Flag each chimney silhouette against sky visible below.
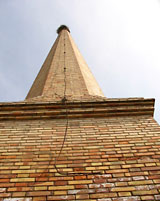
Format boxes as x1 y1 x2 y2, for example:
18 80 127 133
0 25 159 200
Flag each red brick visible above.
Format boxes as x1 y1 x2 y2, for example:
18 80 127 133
75 184 88 189
0 179 9 183
54 181 67 186
0 183 14 187
75 175 86 180
15 183 28 187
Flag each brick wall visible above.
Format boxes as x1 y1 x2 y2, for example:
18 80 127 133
0 115 160 200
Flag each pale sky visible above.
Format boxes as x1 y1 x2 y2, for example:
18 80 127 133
0 0 160 123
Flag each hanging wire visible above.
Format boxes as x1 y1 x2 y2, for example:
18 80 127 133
34 32 64 182
33 30 102 194
53 31 102 176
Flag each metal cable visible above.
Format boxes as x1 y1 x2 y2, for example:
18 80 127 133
34 31 101 196
53 31 102 176
35 34 64 182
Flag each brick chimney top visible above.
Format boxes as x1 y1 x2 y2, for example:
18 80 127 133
26 26 105 102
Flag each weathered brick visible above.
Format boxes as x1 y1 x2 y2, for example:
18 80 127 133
111 187 136 192
89 183 114 188
141 195 155 200
135 185 149 191
153 179 160 184
0 188 6 193
48 195 75 200
68 189 94 194
0 193 11 198
90 193 117 198
155 195 160 200
96 188 109 193
3 198 32 201
133 189 158 195
128 180 153 186
50 176 73 181
132 176 145 181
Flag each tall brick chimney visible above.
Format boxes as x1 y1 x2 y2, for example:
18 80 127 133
0 26 160 200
